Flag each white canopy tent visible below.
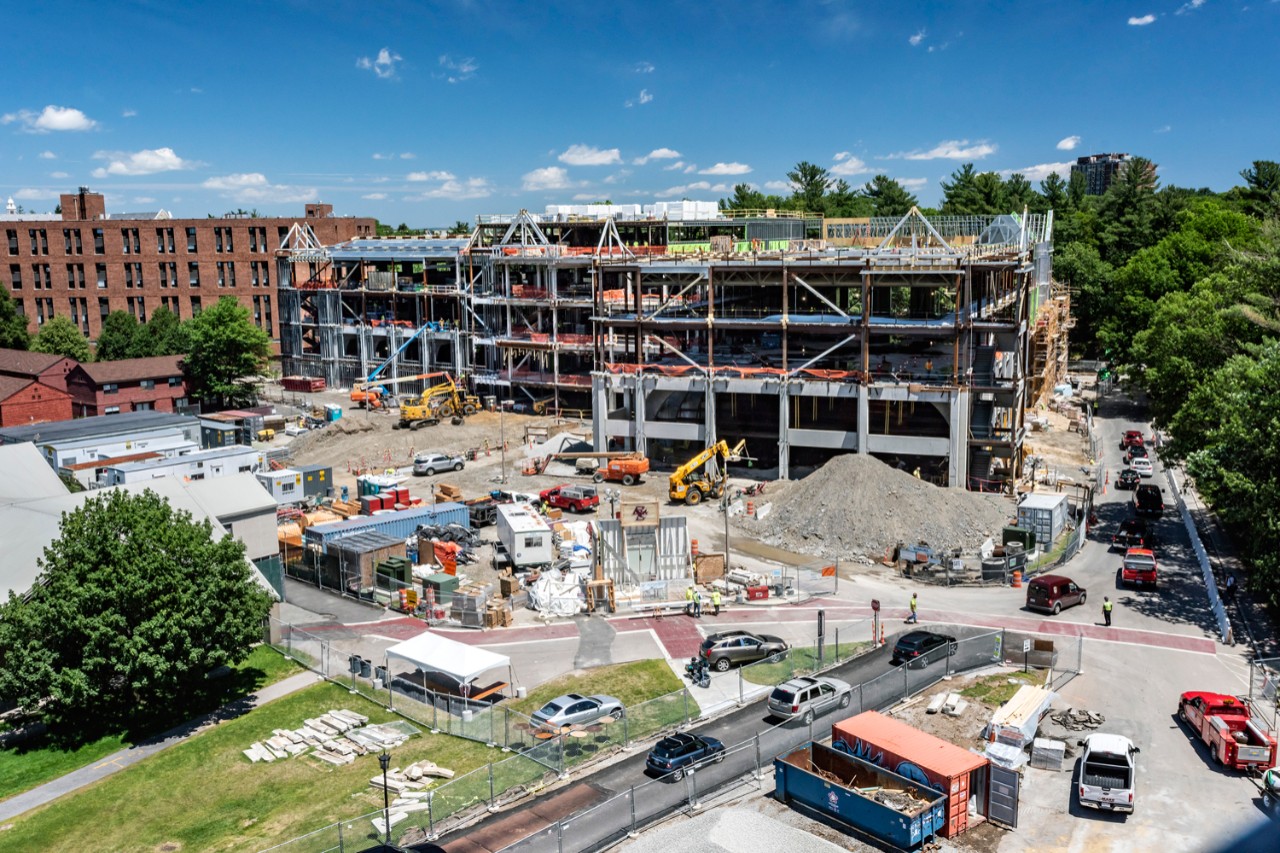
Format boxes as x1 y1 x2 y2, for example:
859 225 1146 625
384 630 513 700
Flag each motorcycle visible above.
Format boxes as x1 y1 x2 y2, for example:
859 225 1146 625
684 656 711 689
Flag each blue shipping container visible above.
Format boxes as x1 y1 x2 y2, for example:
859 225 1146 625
775 741 946 850
305 502 469 549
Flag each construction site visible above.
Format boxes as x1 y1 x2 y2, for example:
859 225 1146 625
275 205 1069 493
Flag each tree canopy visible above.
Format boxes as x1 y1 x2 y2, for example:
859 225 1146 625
31 315 91 362
0 489 273 738
94 311 140 361
0 287 31 350
182 296 270 407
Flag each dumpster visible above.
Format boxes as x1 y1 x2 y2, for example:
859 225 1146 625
775 741 945 850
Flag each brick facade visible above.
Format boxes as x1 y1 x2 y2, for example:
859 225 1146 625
65 355 190 417
0 375 73 427
2 189 376 344
0 348 76 392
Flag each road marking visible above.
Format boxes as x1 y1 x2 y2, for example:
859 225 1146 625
472 636 579 649
92 757 124 770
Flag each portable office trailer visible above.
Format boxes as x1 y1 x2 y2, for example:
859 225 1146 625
832 712 989 838
256 468 304 503
297 464 332 499
102 445 263 486
1016 493 1069 551
775 741 946 850
496 503 554 569
200 419 239 449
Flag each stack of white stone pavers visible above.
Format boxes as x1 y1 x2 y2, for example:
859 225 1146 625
241 708 417 766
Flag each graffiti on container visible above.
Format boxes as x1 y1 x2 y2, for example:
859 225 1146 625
834 736 945 796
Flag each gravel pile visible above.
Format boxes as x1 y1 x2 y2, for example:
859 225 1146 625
745 453 1013 561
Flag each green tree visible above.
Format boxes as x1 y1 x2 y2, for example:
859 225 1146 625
1236 160 1280 221
130 306 187 358
181 296 270 407
447 220 473 237
824 179 874 218
1038 173 1068 214
0 287 31 350
861 175 917 217
786 161 831 214
1004 174 1037 212
1097 155 1160 266
0 489 273 738
93 310 140 361
31 315 91 362
940 164 981 214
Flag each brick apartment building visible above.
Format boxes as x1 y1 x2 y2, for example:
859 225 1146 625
2 188 376 344
0 374 72 427
65 354 190 417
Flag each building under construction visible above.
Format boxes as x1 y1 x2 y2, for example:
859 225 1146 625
277 204 1061 491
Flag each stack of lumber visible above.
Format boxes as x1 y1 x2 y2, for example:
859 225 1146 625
434 482 463 503
328 499 363 518
485 597 514 628
988 684 1056 748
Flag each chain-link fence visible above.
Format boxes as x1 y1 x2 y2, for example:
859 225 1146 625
735 619 871 703
1248 657 1280 731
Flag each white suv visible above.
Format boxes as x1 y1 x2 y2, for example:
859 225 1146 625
413 452 465 476
1130 456 1153 478
767 675 853 724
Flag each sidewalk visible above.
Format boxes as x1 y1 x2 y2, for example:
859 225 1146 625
0 670 321 823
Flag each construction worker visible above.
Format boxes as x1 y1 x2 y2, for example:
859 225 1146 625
710 588 722 616
1103 596 1113 627
906 593 919 624
685 585 695 616
693 586 703 618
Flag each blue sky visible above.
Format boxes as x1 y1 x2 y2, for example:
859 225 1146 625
3 0 1277 226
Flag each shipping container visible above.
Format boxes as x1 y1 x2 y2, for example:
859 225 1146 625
255 468 305 503
305 502 469 548
775 741 945 850
1016 493 1069 552
832 712 989 838
297 464 332 499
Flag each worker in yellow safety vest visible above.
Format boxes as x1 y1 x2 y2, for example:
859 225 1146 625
711 588 722 616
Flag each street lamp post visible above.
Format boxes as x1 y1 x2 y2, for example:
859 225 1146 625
379 751 392 843
721 487 731 573
603 487 619 520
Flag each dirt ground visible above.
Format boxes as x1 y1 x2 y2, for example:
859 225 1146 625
1022 391 1095 490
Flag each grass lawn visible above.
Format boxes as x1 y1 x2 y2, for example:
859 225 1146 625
741 643 869 687
0 644 302 804
0 680 497 852
960 669 1046 706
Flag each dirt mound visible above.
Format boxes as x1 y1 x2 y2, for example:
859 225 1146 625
745 453 1013 561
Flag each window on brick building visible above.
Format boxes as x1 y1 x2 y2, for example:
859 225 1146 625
9 264 20 289
140 379 155 390
93 228 104 254
186 227 197 252
227 261 236 287
96 263 107 288
122 228 139 255
99 297 109 318
64 229 75 254
103 383 118 395
137 296 145 322
263 294 272 331
125 264 135 289
189 262 200 287
168 376 182 386
5 230 16 255
190 296 201 314
133 401 154 411
214 228 223 253
104 406 120 415
216 261 225 287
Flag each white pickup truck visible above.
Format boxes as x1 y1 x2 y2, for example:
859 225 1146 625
1077 733 1139 813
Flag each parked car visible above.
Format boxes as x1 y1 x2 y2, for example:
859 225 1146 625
645 732 725 780
413 452 465 476
1116 469 1142 490
1120 430 1146 450
529 693 624 729
1026 574 1087 615
1125 444 1150 463
891 630 958 668
700 630 789 672
539 484 600 513
1129 456 1154 478
1112 517 1153 551
1121 547 1158 588
1078 733 1139 813
767 675 853 723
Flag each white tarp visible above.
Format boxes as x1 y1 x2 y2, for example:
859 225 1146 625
527 568 587 617
384 630 510 684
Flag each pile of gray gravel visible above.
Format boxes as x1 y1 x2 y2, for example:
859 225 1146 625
744 452 1013 562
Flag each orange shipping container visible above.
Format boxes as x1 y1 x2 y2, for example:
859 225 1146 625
831 712 989 838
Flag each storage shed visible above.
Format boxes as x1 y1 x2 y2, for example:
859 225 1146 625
1016 493 1069 551
326 531 407 591
832 712 989 838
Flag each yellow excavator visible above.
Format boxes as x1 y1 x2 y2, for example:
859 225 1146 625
398 373 481 429
669 439 748 505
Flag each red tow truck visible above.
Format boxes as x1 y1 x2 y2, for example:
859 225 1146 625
1178 691 1278 772
539 484 600 513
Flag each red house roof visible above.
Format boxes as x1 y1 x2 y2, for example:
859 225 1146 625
0 348 72 379
69 355 185 385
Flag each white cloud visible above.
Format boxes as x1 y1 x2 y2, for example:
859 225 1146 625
362 193 388 200
38 151 55 159
654 180 729 198
1128 14 1156 25
831 155 870 176
202 172 318 203
1004 162 1073 181
373 153 390 160
91 147 198 177
49 171 69 178
558 144 622 166
887 139 997 161
683 164 698 174
624 88 654 108
699 162 751 175
833 151 850 161
357 48 402 79
571 193 599 201
13 188 57 201
1056 135 1082 151
133 196 156 204
1175 0 1205 14
1154 124 1172 133
400 152 415 160
438 55 477 83
898 178 929 190
909 29 926 46
663 160 686 171
635 61 655 73
2 105 98 133
633 148 681 166
122 108 137 118
523 167 574 191
408 170 456 182
763 180 794 192
602 170 632 185
413 177 491 200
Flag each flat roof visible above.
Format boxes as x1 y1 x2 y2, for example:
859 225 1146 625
0 443 69 504
833 712 987 778
61 450 164 471
0 411 197 444
1019 493 1069 510
108 445 259 473
327 238 467 260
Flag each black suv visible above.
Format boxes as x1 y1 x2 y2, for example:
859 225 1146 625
1133 484 1164 518
645 733 725 780
891 630 958 668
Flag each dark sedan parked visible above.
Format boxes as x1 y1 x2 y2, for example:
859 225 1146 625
700 630 789 672
891 630 958 668
645 732 725 780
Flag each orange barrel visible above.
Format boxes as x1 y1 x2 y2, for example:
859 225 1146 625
746 501 755 516
691 538 700 556
1012 570 1023 588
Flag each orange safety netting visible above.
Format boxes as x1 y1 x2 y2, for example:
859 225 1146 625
604 363 865 382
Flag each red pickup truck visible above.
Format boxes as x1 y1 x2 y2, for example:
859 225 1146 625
539 484 600 513
1120 548 1157 588
1178 691 1277 771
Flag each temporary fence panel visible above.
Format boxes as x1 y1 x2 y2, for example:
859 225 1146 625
1166 467 1231 643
